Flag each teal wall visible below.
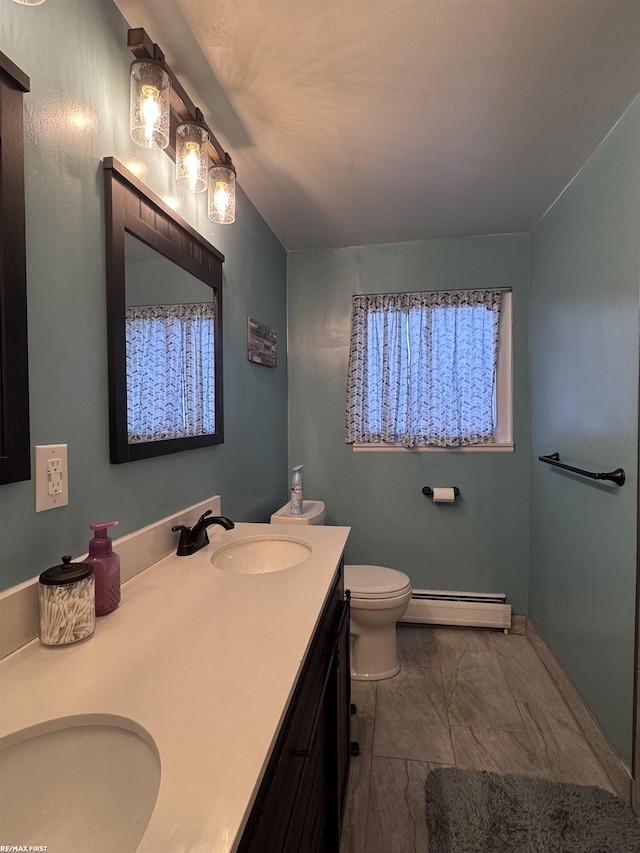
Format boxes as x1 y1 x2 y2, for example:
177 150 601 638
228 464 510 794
530 96 640 764
0 0 288 590
2 0 638 774
287 235 531 612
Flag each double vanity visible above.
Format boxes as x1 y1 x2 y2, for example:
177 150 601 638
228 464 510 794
0 519 351 852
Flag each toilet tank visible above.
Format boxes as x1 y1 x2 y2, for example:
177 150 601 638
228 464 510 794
270 500 326 525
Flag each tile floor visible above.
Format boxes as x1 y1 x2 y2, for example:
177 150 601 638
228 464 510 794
339 623 618 853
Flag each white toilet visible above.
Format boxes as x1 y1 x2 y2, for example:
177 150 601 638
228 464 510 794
271 500 412 681
344 564 412 681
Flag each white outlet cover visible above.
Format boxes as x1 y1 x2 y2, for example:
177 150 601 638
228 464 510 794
35 444 68 512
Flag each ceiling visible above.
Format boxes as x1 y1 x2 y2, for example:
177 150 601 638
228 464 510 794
113 0 640 252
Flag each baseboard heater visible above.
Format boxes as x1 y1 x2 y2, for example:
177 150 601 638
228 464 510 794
399 590 511 630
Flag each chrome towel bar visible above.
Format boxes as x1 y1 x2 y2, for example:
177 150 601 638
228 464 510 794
538 452 625 487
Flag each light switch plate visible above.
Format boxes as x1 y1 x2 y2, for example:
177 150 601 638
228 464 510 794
35 444 68 512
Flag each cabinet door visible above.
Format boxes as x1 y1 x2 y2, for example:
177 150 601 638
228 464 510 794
237 638 328 852
237 565 345 853
284 650 335 853
300 709 331 853
334 595 351 829
294 594 351 853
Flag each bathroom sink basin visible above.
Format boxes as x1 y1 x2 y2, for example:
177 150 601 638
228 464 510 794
0 715 160 853
212 534 312 574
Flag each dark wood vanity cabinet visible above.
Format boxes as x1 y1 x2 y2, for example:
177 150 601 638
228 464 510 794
238 561 351 853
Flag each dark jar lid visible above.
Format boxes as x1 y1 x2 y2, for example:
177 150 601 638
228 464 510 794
39 555 93 586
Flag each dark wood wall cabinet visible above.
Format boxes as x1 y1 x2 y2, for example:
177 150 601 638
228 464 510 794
238 562 351 853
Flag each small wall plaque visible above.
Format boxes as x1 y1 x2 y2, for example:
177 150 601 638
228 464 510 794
247 317 277 367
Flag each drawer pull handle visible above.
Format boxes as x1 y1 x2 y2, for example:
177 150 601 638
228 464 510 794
293 748 310 758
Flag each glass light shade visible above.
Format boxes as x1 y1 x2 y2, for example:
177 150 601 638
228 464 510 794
176 123 209 193
208 163 236 224
129 60 171 150
12 0 47 4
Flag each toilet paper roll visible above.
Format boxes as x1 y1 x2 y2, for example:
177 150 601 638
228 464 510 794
432 487 456 503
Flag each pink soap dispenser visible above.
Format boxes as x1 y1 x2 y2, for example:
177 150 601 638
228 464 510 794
86 521 120 616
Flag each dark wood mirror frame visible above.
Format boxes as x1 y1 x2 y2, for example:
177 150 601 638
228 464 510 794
0 52 31 485
103 157 224 464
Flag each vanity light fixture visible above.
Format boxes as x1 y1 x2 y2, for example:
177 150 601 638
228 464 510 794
176 118 209 193
127 27 237 223
208 155 236 224
129 58 171 150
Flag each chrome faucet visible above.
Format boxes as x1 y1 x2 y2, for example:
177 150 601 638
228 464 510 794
172 510 235 556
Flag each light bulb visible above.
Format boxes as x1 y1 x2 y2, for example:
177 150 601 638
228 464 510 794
176 123 209 193
184 145 200 191
213 182 231 213
208 163 236 224
141 86 160 145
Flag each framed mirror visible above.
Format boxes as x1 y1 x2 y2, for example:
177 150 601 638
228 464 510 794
103 157 224 464
0 52 31 485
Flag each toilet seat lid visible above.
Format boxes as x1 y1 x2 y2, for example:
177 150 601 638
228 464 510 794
344 565 412 599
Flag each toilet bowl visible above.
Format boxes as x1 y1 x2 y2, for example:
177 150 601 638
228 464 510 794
344 565 412 681
270 502 410 680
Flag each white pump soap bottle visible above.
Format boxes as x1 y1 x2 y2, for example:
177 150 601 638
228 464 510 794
290 465 303 515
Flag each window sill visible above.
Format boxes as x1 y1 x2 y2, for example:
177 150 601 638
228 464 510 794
352 443 514 453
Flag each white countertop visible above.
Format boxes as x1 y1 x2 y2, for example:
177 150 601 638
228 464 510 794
0 522 350 853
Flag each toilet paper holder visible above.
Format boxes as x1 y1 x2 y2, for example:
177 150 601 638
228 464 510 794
422 486 460 500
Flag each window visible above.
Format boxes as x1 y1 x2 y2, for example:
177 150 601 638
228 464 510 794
345 289 512 450
125 302 216 443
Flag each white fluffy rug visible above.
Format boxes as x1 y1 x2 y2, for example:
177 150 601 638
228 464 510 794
425 768 640 852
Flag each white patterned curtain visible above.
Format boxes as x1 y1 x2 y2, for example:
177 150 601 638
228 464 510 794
126 302 215 443
345 290 503 448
